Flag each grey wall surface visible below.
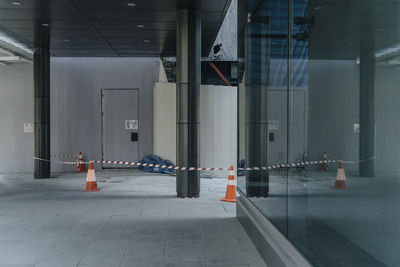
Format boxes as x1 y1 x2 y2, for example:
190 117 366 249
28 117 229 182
308 60 400 174
375 66 400 174
2 58 399 175
0 63 33 173
50 57 159 172
308 60 360 172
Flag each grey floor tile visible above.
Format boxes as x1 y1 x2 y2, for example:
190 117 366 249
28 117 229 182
164 237 205 265
0 239 56 263
34 259 79 267
120 258 165 267
79 240 127 265
124 238 165 260
41 238 91 261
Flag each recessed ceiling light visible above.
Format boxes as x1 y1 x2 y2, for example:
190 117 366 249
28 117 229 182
143 40 149 43
41 23 49 27
313 6 322 10
11 1 21 6
128 3 136 7
137 24 144 28
63 39 70 42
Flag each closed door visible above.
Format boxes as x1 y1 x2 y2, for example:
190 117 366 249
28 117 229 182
102 89 139 168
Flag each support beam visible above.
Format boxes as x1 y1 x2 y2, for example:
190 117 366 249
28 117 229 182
244 17 269 197
176 9 201 198
33 47 50 179
359 3 375 177
208 61 232 86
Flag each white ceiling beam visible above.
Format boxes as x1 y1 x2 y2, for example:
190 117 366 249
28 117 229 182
0 56 21 61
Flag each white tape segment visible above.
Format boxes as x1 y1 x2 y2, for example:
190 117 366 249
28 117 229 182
32 156 375 171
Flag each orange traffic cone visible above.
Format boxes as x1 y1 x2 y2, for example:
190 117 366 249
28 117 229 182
77 152 86 173
321 152 328 171
83 161 99 192
221 165 236 203
334 162 347 190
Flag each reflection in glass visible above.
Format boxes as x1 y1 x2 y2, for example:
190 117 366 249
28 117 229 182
238 0 400 266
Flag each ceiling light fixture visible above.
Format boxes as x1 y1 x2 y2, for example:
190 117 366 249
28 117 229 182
137 24 144 28
42 23 49 27
11 1 21 6
128 3 136 7
143 40 149 43
63 39 70 42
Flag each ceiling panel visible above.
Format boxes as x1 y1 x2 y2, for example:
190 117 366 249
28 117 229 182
0 0 231 57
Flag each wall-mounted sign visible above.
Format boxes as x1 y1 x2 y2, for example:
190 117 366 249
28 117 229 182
268 120 279 131
24 123 33 133
125 120 138 130
353 123 360 134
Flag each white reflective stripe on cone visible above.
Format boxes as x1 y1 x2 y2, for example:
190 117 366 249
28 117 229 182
229 170 234 176
87 170 94 182
228 180 236 186
337 169 345 181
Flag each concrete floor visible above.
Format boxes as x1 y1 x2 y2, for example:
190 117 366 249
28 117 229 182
0 170 267 267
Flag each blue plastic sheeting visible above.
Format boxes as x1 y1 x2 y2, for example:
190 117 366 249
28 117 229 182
138 154 176 174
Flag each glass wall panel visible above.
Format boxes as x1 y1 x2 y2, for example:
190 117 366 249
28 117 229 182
237 0 289 235
288 0 400 266
238 0 400 266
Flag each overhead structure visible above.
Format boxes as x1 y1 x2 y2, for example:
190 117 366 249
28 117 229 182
0 0 231 57
0 40 33 65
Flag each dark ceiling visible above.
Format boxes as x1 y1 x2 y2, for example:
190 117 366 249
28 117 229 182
0 0 231 57
309 0 400 60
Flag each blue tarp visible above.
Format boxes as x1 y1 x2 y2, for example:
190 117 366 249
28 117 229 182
138 154 176 174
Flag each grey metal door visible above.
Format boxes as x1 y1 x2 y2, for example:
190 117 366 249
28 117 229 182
102 89 139 168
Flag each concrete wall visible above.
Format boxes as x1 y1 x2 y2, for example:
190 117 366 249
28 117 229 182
51 57 159 171
0 63 33 173
153 82 237 177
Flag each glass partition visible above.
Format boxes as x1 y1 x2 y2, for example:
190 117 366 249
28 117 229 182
237 0 289 235
238 0 400 266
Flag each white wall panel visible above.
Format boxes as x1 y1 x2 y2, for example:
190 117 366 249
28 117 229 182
153 83 237 177
0 63 33 173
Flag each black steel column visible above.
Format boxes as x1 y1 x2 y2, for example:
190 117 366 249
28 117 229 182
176 9 201 197
359 2 375 177
245 16 269 197
33 47 50 179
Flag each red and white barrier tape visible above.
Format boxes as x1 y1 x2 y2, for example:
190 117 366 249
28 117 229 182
93 160 226 171
50 153 80 158
33 157 85 164
33 157 373 171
